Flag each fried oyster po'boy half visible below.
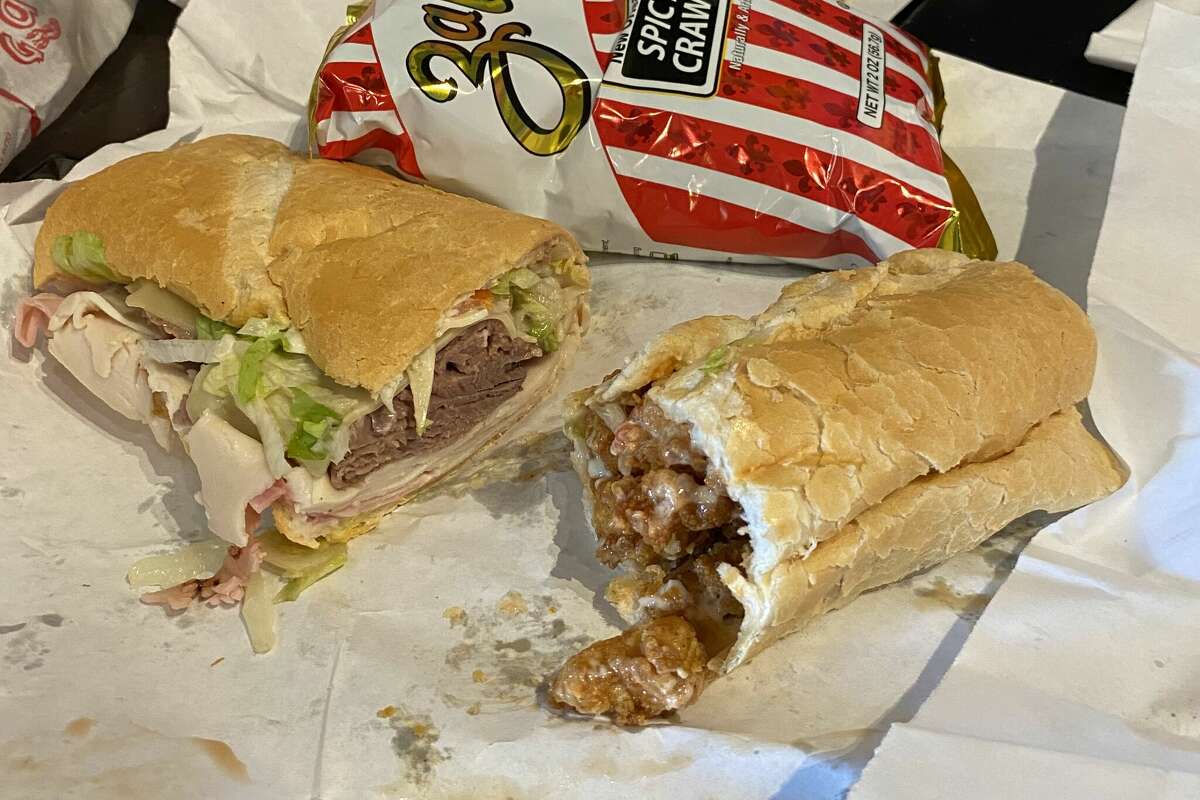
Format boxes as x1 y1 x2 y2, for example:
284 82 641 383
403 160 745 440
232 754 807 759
549 249 1125 724
17 134 589 552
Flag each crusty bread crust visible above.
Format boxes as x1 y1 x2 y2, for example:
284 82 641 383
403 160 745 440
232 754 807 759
719 406 1125 670
273 500 391 546
35 135 294 324
650 251 1097 575
33 135 587 392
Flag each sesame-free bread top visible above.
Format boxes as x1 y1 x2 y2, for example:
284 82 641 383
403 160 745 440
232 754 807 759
34 135 294 323
583 250 1097 576
33 134 587 393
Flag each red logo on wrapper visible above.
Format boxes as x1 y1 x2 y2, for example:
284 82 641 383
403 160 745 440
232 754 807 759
0 1 59 66
310 0 994 267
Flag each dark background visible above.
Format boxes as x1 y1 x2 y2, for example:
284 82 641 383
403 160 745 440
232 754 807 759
0 0 1138 183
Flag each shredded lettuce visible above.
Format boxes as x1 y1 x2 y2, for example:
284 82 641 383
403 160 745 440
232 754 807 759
242 397 293 476
236 318 282 339
275 550 346 602
525 317 559 353
193 327 373 476
259 351 324 393
257 529 348 603
235 318 306 354
490 267 540 298
700 345 731 375
285 388 340 461
279 328 307 354
237 337 278 403
196 314 237 340
510 282 562 353
141 335 236 364
277 546 346 601
51 231 125 284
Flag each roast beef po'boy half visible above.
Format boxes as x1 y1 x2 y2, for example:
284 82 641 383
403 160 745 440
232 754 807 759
17 134 589 551
549 249 1124 724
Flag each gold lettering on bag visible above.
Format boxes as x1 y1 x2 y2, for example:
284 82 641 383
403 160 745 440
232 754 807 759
407 3 591 156
421 4 486 42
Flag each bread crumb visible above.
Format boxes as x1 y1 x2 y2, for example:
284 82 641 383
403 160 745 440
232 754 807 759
377 705 397 719
497 591 527 617
466 703 481 716
472 670 489 684
442 607 468 627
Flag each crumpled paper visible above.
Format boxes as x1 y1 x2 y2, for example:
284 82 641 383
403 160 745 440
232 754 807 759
0 1 1151 798
853 4 1200 797
0 0 136 172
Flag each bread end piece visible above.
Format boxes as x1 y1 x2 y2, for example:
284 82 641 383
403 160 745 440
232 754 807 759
33 135 295 325
721 406 1127 670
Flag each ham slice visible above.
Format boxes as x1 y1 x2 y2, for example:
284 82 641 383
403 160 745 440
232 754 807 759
249 480 289 514
141 540 266 612
14 293 63 347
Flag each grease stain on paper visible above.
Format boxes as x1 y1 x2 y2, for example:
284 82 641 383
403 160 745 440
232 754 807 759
386 708 450 785
441 593 592 714
497 591 528 617
190 738 250 783
2 721 252 793
913 577 990 622
64 718 95 737
442 606 468 628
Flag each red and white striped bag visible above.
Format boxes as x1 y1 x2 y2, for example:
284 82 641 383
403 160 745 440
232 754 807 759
310 0 993 267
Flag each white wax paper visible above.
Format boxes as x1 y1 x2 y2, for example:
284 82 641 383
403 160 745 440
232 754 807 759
0 0 135 172
853 4 1200 797
1085 0 1200 72
0 1 1159 797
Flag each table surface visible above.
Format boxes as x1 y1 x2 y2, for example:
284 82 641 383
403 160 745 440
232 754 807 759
0 0 1137 183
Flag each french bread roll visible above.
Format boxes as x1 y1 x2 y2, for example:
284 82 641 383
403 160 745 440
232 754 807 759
34 134 586 392
551 249 1125 723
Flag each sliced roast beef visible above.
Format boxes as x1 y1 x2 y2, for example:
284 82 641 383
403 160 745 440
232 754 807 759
329 320 542 487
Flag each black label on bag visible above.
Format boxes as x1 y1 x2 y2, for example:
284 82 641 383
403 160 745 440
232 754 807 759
607 0 731 97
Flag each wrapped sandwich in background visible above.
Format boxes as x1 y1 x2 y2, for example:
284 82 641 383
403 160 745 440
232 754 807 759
549 249 1125 723
311 0 995 267
15 134 589 644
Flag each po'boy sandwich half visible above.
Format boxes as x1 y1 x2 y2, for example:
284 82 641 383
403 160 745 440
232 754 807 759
17 134 589 557
549 249 1124 724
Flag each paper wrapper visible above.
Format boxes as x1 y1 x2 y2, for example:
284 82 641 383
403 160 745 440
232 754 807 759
0 1 1179 797
1084 0 1200 72
0 0 136 172
853 4 1200 797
